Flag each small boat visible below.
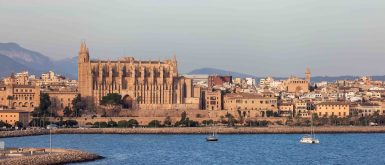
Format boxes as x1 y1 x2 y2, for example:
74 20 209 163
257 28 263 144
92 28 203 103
300 113 319 144
300 135 319 144
206 133 218 141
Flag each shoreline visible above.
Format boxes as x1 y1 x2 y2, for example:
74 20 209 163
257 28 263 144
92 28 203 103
2 126 385 138
0 148 103 165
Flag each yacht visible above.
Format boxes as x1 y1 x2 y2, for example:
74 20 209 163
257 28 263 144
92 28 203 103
206 132 218 141
300 113 319 144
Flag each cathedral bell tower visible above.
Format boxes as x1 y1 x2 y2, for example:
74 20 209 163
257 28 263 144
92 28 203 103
305 67 311 82
78 41 89 63
78 41 92 98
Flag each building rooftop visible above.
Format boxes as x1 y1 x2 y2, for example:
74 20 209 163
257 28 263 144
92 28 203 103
0 110 30 113
225 93 266 99
317 102 350 106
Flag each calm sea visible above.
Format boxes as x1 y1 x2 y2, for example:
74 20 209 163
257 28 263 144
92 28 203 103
2 133 385 164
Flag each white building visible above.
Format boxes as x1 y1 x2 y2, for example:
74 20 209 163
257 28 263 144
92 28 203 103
245 77 256 86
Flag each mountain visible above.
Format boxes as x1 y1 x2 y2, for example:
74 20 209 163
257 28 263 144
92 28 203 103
53 56 78 79
188 67 256 78
0 54 33 78
187 67 385 82
0 42 53 75
0 42 78 79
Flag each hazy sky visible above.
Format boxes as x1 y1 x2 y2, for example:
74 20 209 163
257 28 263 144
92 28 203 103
1 0 385 77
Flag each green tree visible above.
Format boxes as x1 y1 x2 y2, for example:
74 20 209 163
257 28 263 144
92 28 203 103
175 111 188 127
202 119 214 126
15 121 23 128
100 93 122 106
29 118 50 127
186 119 199 127
32 93 52 117
225 113 235 127
180 112 187 123
237 109 244 124
266 110 274 117
164 116 172 127
72 94 86 117
128 119 139 127
95 121 108 128
63 106 72 117
117 120 129 128
0 121 12 128
65 120 78 127
107 120 118 127
148 120 162 127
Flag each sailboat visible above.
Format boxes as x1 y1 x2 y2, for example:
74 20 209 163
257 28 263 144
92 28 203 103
206 131 218 141
300 113 319 144
206 126 218 141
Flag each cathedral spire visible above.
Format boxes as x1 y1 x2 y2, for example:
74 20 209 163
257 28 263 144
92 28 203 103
173 53 177 62
79 41 88 54
78 41 89 63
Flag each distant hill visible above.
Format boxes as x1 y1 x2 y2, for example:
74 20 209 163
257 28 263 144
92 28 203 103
2 42 385 82
188 67 256 78
311 75 385 82
0 42 78 79
188 67 385 82
0 54 33 78
0 42 53 74
53 56 78 79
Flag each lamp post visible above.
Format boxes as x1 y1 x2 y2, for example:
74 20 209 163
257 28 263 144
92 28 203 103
49 128 52 154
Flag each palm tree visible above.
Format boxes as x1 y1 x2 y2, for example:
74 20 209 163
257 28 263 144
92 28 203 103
6 96 13 109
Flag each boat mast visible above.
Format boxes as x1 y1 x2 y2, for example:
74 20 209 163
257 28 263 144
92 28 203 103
311 112 315 138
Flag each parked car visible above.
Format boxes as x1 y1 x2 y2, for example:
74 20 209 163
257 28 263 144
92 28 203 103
46 124 58 129
369 122 378 126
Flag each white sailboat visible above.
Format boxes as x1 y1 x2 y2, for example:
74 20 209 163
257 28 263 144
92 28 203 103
206 126 218 141
206 132 218 141
300 113 319 144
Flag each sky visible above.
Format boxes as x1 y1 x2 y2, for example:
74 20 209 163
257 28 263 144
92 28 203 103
0 0 385 77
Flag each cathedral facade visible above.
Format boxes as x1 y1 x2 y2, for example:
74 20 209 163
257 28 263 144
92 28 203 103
78 42 199 110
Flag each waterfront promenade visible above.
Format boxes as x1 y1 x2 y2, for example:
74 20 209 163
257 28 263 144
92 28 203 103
2 126 385 138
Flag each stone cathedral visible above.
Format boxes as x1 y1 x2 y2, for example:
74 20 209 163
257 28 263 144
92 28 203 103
78 42 199 110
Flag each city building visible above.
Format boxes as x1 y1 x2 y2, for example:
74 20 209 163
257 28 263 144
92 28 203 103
77 42 198 110
223 93 277 117
0 84 40 111
295 102 310 118
208 75 232 88
283 76 309 93
204 90 222 110
350 103 381 117
245 77 256 86
0 110 30 127
316 102 350 118
278 103 294 117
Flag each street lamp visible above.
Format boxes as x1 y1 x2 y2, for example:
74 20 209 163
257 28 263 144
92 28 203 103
45 125 53 154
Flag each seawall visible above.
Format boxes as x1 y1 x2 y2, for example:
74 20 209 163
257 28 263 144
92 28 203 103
2 126 385 138
0 148 103 165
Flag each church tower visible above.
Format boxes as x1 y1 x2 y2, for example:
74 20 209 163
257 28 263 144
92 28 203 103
305 67 311 82
78 41 92 98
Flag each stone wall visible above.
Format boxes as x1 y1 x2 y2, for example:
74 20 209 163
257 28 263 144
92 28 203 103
0 148 102 165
